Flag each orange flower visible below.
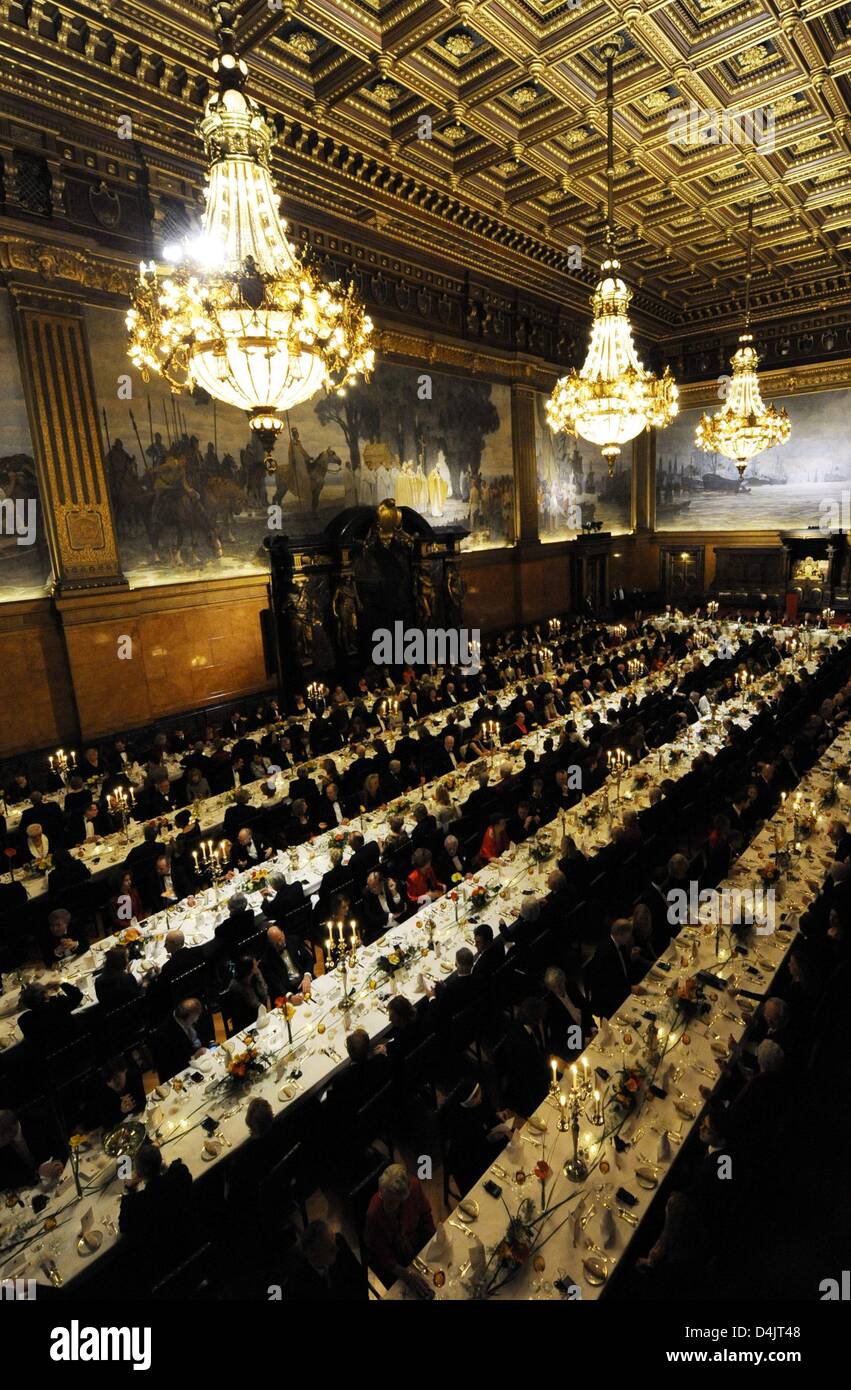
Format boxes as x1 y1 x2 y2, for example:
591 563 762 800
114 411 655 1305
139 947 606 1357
625 1077 639 1092
534 1160 551 1182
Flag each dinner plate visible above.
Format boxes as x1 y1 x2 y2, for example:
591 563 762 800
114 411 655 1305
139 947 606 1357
277 1084 297 1101
77 1230 104 1256
635 1166 658 1190
457 1199 479 1223
526 1115 548 1135
674 1099 697 1120
582 1256 608 1285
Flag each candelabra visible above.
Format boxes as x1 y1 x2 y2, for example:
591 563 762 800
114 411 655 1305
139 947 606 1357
378 697 399 728
325 918 360 1011
194 839 228 892
707 601 719 619
108 786 135 843
481 719 500 746
307 682 328 712
607 747 631 801
562 1063 595 1182
548 619 562 638
49 748 76 781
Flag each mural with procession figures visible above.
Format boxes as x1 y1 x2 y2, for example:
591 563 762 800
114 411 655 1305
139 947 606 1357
0 290 52 601
87 306 515 588
533 391 632 540
656 387 851 531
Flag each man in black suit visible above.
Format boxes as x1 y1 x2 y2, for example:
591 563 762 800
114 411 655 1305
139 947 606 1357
316 848 351 910
359 871 406 942
124 823 167 881
63 776 94 818
259 872 305 923
346 832 380 885
426 946 475 1024
379 759 405 802
229 825 272 872
260 925 314 1000
155 929 205 994
635 867 673 956
143 852 181 914
19 790 65 844
502 997 550 1118
223 789 257 841
470 922 505 989
151 999 214 1082
66 800 111 848
0 1105 66 1191
588 918 643 1019
463 772 493 820
429 733 462 778
214 894 268 958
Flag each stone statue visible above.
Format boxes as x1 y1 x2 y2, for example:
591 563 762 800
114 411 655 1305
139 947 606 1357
416 567 437 627
288 577 314 664
332 573 362 657
444 561 466 624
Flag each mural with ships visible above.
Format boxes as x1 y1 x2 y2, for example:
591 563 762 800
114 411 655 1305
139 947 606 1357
656 387 851 531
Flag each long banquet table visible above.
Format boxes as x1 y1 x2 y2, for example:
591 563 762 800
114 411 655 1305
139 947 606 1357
0 625 844 1290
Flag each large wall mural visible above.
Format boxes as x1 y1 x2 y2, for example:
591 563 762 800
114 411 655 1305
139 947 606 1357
656 387 851 531
87 306 514 588
0 290 52 601
533 392 632 540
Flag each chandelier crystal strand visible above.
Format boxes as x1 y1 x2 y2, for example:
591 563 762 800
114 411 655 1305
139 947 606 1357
126 5 374 472
695 203 790 478
546 39 678 477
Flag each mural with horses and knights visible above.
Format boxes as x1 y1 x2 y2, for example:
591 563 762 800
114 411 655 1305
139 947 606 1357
87 306 516 588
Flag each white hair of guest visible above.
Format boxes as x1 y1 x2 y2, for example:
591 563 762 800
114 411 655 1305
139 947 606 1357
829 860 849 884
520 899 541 922
268 872 286 891
544 965 566 994
378 1163 410 1198
762 997 788 1029
444 834 459 853
757 1039 784 1073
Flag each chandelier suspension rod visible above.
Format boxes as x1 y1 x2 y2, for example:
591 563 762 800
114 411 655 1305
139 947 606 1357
744 201 754 331
605 46 615 242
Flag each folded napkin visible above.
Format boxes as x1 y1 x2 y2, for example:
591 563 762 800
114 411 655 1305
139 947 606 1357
504 1134 525 1168
597 1019 613 1048
468 1234 487 1276
599 1207 617 1249
256 1004 269 1030
425 1226 450 1263
657 1131 671 1163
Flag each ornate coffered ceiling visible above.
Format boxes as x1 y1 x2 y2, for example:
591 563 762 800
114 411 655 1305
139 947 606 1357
0 0 849 350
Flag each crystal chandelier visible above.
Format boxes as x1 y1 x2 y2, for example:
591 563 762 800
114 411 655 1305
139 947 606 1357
126 5 374 472
695 204 790 478
546 39 678 476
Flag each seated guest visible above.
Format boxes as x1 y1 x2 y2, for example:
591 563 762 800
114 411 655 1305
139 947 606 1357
331 1027 391 1133
223 788 256 841
316 846 350 906
144 851 180 914
225 1097 279 1252
425 945 475 1022
346 832 380 885
124 822 166 880
479 812 511 863
142 774 180 821
119 1143 197 1278
221 956 269 1033
39 907 88 967
85 1055 145 1131
95 946 143 1011
385 994 423 1068
108 869 145 930
410 803 438 852
22 823 51 865
285 1220 368 1302
543 964 593 1059
170 826 200 898
151 998 213 1082
360 870 406 941
260 925 313 1002
365 1162 436 1294
229 824 272 871
557 836 590 895
19 789 64 842
18 979 83 1050
470 922 505 986
214 893 267 958
588 918 643 1019
443 1082 513 1196
284 798 313 845
67 802 109 847
406 847 445 905
259 871 305 922
434 833 467 886
47 848 92 897
502 996 550 1118
4 769 33 805
317 781 348 829
0 1106 66 1191
63 775 93 817
155 929 204 993
183 764 212 803
630 902 658 972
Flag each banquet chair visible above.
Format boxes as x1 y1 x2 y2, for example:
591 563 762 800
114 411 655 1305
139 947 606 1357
257 1139 310 1244
355 1079 396 1160
283 902 314 940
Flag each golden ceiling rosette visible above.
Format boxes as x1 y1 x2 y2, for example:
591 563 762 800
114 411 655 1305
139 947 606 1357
546 39 678 477
126 6 374 471
695 204 790 478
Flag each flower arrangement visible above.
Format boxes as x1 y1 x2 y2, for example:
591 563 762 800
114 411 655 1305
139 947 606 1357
376 942 420 976
463 1152 582 1299
224 1041 269 1088
469 884 491 911
332 829 350 847
34 855 53 873
578 806 600 829
118 926 144 960
757 862 781 886
632 771 649 789
609 1062 647 1115
667 975 709 1020
528 836 553 864
248 867 270 890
